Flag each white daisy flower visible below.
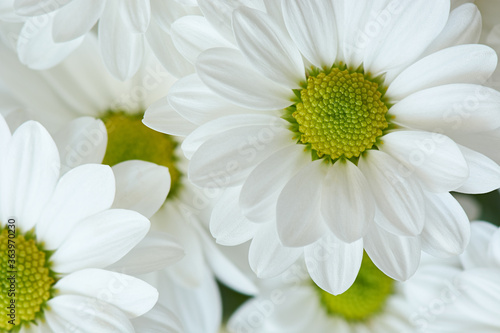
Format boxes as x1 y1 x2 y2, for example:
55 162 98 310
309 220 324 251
0 0 197 80
0 35 256 332
146 0 500 294
0 114 159 332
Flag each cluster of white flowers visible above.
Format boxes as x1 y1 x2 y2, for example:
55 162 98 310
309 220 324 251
1 0 500 332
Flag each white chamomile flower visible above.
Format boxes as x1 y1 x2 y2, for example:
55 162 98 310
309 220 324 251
0 0 198 80
0 115 159 332
0 35 256 333
146 0 500 294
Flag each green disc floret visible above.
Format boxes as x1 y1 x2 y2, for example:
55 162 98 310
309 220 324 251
291 68 388 160
1 228 55 331
101 111 182 198
315 252 394 321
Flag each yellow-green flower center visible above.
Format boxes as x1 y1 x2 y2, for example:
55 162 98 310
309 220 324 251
289 67 389 160
0 227 55 331
316 253 394 321
101 111 182 198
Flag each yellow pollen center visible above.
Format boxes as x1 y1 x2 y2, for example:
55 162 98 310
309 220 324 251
292 68 388 159
1 228 54 330
316 253 394 321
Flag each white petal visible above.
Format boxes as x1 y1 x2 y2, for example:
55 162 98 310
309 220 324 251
1 121 60 231
111 160 170 218
391 84 500 133
364 225 421 281
305 235 363 295
488 228 500 268
46 295 134 333
380 130 468 192
276 160 329 247
188 124 293 187
51 209 149 273
456 268 500 318
131 303 183 333
122 0 150 33
460 221 497 269
282 0 337 68
423 3 482 56
233 6 304 88
53 117 107 174
143 97 197 136
146 22 194 78
17 14 85 69
358 150 425 236
210 187 259 246
363 0 449 76
387 44 497 101
150 0 188 32
240 144 309 223
171 15 233 64
455 145 500 194
36 164 115 250
321 159 374 242
249 222 302 278
168 74 254 125
99 1 143 80
182 114 284 159
196 47 293 110
52 0 105 42
55 268 158 317
420 192 470 257
106 231 184 275
14 0 71 16
0 114 11 156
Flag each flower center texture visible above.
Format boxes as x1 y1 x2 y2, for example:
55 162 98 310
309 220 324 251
101 111 182 197
315 252 394 321
0 227 55 330
288 66 389 160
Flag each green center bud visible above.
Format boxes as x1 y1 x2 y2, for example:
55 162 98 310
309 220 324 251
101 111 182 198
1 228 55 331
316 253 394 321
290 67 388 160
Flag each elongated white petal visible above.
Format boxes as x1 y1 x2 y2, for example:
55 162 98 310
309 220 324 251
363 0 449 76
456 268 500 317
52 0 104 42
171 15 233 64
210 187 259 246
423 3 482 56
391 84 500 133
460 221 497 269
37 164 115 250
249 223 302 278
122 0 150 33
99 1 143 80
305 235 363 295
143 97 197 136
197 47 293 110
387 44 497 101
112 161 170 218
14 0 71 16
150 0 188 32
188 125 293 187
51 209 149 273
276 160 329 247
455 145 500 194
233 6 304 88
55 268 158 317
321 159 374 242
420 192 470 257
1 121 60 231
131 303 183 333
240 144 309 223
380 131 468 192
46 295 134 333
364 226 421 281
358 150 425 236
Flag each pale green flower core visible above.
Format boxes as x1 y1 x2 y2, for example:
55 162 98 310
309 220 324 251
101 111 182 197
315 253 394 321
285 65 391 162
0 227 56 331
